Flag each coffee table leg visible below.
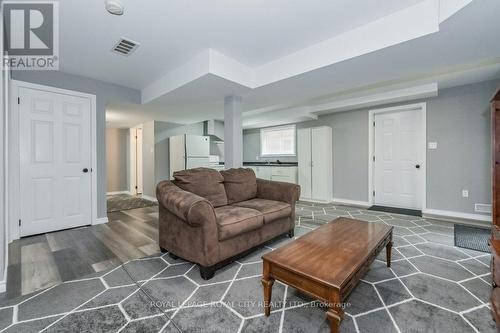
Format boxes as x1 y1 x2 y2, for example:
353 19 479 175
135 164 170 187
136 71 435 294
262 260 274 317
327 308 342 333
386 240 393 268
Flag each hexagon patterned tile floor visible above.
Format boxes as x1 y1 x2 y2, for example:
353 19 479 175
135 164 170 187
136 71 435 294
0 202 496 332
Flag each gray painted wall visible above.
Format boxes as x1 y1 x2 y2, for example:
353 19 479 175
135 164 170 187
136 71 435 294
142 121 156 198
155 131 170 186
106 128 129 193
243 79 499 216
11 71 141 218
426 81 494 214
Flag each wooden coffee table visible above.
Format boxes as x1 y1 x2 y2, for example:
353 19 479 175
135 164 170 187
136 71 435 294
262 217 393 333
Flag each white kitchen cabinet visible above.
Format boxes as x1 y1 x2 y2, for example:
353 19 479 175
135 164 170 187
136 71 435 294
255 166 272 180
271 167 297 184
298 127 332 202
246 165 297 183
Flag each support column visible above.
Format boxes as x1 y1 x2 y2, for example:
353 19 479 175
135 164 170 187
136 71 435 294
224 96 243 168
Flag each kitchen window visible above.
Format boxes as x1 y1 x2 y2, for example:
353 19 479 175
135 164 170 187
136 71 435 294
260 125 296 156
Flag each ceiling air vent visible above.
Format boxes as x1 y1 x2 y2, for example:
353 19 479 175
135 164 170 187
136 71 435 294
112 37 139 56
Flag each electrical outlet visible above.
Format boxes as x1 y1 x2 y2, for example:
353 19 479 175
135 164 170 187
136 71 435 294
256 156 259 161
462 190 469 198
428 142 438 150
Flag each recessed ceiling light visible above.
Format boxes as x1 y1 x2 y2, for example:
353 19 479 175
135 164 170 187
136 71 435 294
105 0 124 16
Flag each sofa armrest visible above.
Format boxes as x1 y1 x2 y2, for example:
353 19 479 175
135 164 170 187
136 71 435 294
156 181 216 227
256 179 301 205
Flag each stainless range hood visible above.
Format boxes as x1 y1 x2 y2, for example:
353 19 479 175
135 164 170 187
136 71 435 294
203 120 224 143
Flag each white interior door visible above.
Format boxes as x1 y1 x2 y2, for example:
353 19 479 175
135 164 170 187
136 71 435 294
297 128 312 199
374 109 423 209
19 87 92 236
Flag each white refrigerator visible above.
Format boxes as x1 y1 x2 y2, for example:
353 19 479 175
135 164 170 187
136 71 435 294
169 134 210 178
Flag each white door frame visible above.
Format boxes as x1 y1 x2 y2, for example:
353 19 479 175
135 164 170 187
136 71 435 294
7 80 97 241
129 125 143 195
368 102 427 210
129 128 136 194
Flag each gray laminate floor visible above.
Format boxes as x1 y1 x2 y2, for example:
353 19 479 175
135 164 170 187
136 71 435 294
1 206 160 302
0 202 496 332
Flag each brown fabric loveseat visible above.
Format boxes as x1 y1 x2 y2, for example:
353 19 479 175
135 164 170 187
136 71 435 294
156 167 300 279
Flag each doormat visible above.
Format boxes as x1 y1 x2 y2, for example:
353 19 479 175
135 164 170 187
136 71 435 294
107 194 157 213
454 224 491 253
368 205 422 217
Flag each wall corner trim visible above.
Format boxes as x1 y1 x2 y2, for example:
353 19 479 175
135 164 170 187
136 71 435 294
332 198 371 208
94 217 109 225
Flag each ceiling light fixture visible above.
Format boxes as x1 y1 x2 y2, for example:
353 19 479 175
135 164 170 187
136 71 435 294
105 0 124 16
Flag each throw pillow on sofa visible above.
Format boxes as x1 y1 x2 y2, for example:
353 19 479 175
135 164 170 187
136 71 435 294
173 168 228 207
220 168 257 204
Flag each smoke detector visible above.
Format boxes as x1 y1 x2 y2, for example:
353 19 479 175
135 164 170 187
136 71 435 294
105 0 124 16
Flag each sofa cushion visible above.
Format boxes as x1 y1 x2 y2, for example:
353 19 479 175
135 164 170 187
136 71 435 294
233 198 291 224
215 206 263 241
173 168 228 207
220 168 257 204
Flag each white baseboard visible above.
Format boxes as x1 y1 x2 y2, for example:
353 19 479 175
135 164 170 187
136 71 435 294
422 208 491 223
106 191 131 195
94 217 109 225
332 198 371 208
141 195 158 202
300 198 333 204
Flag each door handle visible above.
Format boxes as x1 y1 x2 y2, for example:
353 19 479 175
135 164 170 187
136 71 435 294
415 164 420 169
83 168 89 173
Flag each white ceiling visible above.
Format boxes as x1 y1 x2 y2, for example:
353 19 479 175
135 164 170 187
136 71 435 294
60 0 422 88
56 0 500 128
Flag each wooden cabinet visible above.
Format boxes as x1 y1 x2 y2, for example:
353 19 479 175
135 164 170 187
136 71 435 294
297 126 333 202
491 88 500 328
